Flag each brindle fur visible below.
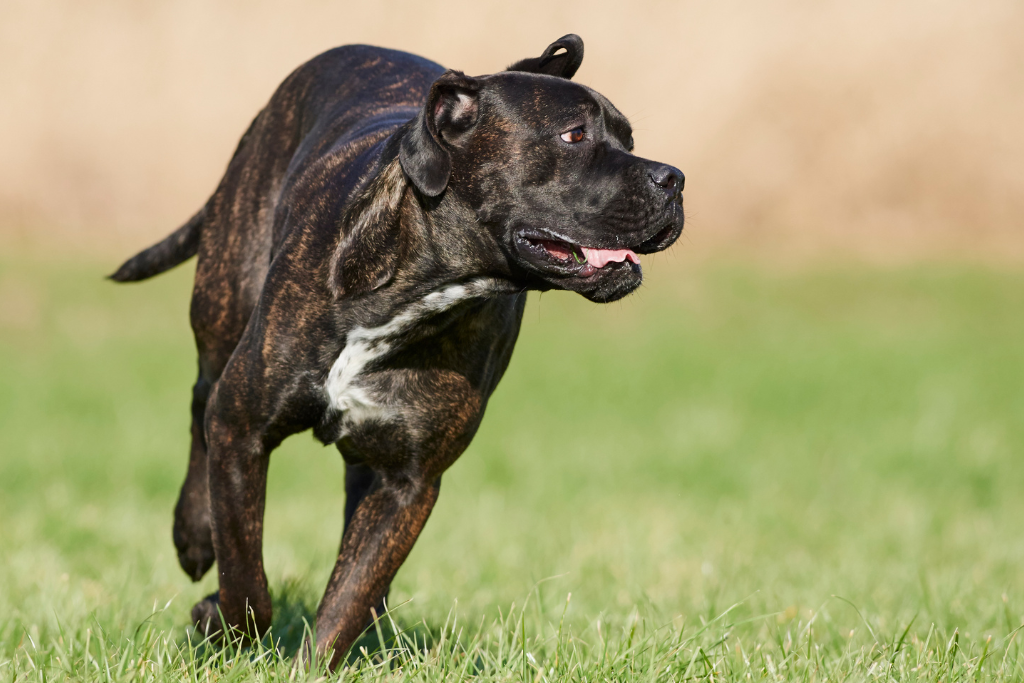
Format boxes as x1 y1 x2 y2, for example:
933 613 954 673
112 35 684 669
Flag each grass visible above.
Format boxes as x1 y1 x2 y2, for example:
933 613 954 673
1 251 1023 680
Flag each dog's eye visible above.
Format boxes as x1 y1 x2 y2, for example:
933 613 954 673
560 127 585 144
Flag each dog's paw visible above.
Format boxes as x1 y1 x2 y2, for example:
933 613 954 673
176 542 215 583
173 516 215 581
191 592 224 639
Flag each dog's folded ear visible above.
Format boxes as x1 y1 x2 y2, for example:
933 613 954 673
329 160 407 298
400 70 482 197
506 34 584 79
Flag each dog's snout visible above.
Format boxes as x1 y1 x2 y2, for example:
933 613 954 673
648 164 684 197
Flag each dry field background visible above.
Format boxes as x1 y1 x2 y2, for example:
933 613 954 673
1 0 1022 263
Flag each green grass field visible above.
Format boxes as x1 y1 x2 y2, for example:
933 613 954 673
1 253 1023 681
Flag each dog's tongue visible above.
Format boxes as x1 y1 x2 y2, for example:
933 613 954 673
581 247 640 268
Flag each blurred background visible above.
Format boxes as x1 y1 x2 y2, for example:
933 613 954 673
2 0 1024 678
1 0 1022 262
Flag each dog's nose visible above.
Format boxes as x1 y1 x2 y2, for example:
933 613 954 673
648 164 684 197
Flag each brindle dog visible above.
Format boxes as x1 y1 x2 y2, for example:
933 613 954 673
112 34 684 667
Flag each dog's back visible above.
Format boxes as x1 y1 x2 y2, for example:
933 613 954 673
114 45 445 378
113 44 443 286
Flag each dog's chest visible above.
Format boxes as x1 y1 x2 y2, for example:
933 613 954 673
323 279 496 437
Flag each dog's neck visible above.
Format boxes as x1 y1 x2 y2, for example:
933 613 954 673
326 153 521 324
362 155 518 294
413 189 515 285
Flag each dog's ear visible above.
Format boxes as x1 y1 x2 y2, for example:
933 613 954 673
506 34 584 79
329 160 407 297
399 70 482 197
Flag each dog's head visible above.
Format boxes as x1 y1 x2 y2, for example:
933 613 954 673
400 35 684 303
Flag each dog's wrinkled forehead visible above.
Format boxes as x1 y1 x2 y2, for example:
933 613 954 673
481 73 633 148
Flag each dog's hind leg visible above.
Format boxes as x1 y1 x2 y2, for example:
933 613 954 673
172 193 272 581
173 255 267 582
173 374 216 581
173 293 251 584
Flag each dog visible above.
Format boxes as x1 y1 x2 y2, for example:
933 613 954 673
112 34 683 668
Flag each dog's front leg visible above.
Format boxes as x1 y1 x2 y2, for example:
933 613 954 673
191 407 273 640
314 476 440 669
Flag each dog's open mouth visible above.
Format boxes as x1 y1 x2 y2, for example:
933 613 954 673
518 233 640 278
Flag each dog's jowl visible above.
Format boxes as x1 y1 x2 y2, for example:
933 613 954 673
112 34 683 668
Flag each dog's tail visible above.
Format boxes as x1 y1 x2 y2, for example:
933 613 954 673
108 206 205 282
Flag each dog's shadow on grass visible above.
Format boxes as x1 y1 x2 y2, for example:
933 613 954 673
265 580 318 656
270 584 439 668
179 580 439 670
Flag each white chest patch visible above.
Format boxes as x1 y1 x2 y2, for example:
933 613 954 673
324 278 497 431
